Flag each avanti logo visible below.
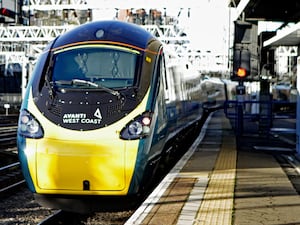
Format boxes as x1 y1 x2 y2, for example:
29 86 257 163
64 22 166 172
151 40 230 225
94 108 102 120
62 109 102 125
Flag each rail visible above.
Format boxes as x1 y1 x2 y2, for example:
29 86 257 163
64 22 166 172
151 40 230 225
0 162 25 194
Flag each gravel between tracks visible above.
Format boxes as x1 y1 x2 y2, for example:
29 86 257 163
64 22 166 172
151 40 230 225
0 187 135 225
0 187 55 225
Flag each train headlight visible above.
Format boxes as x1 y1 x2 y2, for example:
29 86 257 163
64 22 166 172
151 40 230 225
120 112 152 140
18 110 44 138
128 121 143 135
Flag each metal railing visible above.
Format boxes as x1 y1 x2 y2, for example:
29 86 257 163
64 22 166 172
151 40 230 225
224 99 296 136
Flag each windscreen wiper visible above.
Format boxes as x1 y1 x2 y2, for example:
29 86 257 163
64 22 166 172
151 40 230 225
71 79 121 98
72 79 98 87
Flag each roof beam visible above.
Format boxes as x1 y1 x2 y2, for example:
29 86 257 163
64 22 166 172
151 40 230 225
264 22 300 47
23 0 202 11
232 0 250 21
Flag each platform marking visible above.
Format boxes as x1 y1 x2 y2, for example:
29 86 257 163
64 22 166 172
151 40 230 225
176 177 209 225
124 114 213 225
176 119 223 225
193 127 236 225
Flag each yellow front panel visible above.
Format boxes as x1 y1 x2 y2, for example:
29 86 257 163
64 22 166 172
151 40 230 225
36 139 126 191
23 88 149 195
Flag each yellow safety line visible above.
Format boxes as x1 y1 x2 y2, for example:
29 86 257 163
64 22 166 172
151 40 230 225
194 130 236 225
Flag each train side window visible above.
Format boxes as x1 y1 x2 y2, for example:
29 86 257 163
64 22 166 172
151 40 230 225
161 54 170 100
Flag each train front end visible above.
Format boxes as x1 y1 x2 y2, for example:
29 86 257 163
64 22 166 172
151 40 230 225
17 21 162 209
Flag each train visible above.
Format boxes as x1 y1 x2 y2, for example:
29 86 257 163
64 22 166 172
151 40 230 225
17 20 225 212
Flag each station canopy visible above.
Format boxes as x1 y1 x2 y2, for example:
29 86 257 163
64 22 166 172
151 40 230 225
229 0 300 46
229 0 300 22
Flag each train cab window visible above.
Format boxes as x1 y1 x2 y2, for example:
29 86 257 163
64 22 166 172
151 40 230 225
51 45 140 89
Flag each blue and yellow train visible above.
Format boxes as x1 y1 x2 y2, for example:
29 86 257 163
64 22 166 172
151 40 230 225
17 20 224 212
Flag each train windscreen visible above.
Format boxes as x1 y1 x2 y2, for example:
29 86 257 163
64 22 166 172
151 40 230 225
51 45 140 89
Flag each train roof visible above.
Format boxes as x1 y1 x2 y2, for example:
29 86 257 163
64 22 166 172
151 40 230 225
51 20 156 50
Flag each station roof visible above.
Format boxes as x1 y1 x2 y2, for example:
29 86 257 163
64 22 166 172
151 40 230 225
229 0 300 47
229 0 300 22
263 22 300 47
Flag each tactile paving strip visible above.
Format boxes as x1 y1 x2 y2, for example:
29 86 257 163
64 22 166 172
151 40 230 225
193 131 236 225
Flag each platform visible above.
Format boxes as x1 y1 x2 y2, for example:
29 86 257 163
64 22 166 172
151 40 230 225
125 110 300 225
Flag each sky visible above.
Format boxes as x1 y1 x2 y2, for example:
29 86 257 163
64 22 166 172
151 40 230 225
178 1 230 54
87 0 230 54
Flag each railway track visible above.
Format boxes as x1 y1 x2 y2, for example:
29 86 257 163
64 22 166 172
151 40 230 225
0 162 25 195
38 210 104 225
0 127 17 148
38 209 135 225
0 114 18 128
0 120 24 195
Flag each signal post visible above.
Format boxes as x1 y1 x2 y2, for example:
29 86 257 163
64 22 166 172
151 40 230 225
234 63 248 146
229 20 259 146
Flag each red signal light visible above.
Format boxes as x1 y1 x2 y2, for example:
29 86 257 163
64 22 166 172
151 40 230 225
237 67 247 78
1 8 8 15
0 8 16 19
